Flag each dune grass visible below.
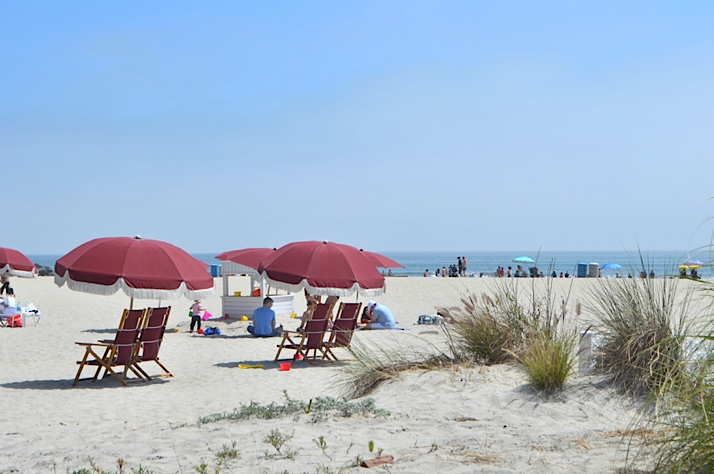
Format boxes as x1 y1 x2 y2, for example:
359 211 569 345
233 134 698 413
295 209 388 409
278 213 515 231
514 326 578 393
335 336 459 399
626 276 714 473
587 269 694 397
338 275 581 397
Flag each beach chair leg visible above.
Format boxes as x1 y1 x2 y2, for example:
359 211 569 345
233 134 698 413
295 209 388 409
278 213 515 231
132 363 152 381
73 348 93 386
154 359 173 377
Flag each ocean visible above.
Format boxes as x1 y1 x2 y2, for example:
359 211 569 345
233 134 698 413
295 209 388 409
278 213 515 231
30 250 704 278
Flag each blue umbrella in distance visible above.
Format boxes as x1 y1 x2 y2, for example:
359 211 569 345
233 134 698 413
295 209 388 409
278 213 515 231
601 263 622 270
513 256 535 264
683 259 704 268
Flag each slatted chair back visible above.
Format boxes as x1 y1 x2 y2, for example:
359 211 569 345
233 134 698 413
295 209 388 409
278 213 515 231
138 306 171 362
112 308 146 365
303 311 330 351
330 302 361 348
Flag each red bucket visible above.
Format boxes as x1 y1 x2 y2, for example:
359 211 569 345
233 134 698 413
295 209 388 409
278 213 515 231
279 362 291 371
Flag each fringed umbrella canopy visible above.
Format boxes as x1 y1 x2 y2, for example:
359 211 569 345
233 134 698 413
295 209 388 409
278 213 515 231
359 250 404 268
258 240 386 297
55 236 214 300
0 246 38 279
215 248 276 271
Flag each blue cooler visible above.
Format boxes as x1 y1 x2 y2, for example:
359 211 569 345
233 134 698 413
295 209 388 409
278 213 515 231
576 263 588 278
209 264 220 277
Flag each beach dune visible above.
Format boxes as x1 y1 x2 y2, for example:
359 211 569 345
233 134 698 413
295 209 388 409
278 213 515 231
2 275 695 472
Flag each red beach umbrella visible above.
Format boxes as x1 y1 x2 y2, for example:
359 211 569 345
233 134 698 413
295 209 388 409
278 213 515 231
0 246 38 278
215 248 275 271
55 236 214 301
257 240 386 297
359 250 404 269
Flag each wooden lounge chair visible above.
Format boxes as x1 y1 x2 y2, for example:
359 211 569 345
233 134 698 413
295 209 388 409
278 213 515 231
131 306 173 380
73 308 147 386
324 302 362 361
274 302 332 363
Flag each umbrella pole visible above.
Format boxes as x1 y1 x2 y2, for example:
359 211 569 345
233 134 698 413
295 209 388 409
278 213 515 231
130 297 134 310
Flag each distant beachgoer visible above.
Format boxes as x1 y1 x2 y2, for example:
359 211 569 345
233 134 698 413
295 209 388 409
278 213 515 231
457 257 463 277
189 299 205 333
423 269 429 277
387 269 393 276
559 272 564 278
362 301 396 330
442 266 447 278
507 267 512 278
564 271 570 278
462 257 468 276
680 268 687 278
649 271 655 279
551 271 557 278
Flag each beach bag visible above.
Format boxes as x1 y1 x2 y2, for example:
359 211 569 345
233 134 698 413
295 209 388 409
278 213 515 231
202 311 212 321
203 327 214 335
8 314 22 328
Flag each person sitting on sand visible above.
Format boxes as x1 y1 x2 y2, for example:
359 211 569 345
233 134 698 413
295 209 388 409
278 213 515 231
247 297 282 337
360 306 371 325
362 300 396 330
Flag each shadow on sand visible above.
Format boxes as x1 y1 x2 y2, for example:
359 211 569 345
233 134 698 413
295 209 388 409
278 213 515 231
1 377 169 390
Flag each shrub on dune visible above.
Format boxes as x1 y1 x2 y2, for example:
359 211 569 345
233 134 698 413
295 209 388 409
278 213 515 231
587 271 693 397
513 326 578 393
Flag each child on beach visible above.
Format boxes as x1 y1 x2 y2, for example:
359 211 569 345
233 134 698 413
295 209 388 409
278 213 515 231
189 299 205 333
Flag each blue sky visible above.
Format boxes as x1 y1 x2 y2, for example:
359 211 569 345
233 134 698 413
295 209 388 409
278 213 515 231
3 1 714 254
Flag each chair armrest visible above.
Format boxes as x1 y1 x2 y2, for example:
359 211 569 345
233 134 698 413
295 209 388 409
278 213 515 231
75 342 115 347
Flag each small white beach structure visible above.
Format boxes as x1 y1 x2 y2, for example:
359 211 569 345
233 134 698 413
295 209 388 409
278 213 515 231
219 261 294 318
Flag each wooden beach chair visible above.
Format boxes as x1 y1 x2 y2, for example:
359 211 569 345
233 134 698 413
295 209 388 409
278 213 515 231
275 302 332 363
324 302 361 361
73 308 147 386
131 306 173 380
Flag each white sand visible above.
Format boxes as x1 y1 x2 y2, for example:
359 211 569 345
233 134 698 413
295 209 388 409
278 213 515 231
0 276 702 473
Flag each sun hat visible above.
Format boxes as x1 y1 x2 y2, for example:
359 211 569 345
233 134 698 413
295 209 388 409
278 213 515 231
367 301 377 308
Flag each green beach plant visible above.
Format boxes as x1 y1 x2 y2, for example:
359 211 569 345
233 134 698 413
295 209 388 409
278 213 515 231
513 326 578 393
446 282 528 364
623 274 714 472
191 391 388 426
587 266 694 396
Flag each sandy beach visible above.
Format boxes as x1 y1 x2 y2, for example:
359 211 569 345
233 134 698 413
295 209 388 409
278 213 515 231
1 275 706 473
